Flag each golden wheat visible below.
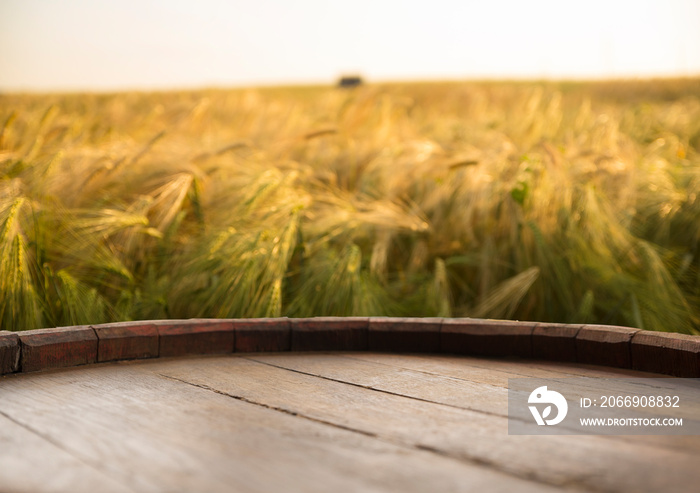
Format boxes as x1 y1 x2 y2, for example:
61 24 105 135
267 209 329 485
0 79 698 332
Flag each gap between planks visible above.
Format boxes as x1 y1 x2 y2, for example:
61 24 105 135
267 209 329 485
149 354 700 493
154 360 573 492
159 372 383 440
247 352 700 455
0 358 563 493
3 353 699 493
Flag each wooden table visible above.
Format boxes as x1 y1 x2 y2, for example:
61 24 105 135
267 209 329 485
2 352 699 493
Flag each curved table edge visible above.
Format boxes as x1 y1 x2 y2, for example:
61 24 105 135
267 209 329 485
1 317 698 377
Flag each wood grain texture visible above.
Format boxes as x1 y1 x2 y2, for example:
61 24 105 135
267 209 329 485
290 317 368 351
441 318 536 357
18 326 97 372
631 331 700 377
0 412 132 493
576 325 639 368
532 323 583 361
233 318 291 352
251 352 507 416
155 319 234 357
260 352 700 454
368 317 441 352
0 357 561 493
342 352 660 382
93 321 159 362
154 355 700 493
7 319 700 376
0 330 20 374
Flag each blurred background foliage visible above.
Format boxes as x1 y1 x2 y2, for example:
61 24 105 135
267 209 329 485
1 79 699 333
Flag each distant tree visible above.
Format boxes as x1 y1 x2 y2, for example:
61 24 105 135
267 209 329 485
337 76 363 88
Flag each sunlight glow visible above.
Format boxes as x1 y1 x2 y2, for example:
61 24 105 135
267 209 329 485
1 0 698 91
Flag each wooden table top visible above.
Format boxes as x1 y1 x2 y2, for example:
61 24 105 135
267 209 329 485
2 352 699 493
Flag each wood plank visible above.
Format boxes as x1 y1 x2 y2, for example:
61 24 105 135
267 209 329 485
251 353 700 454
251 352 508 415
342 352 663 381
18 326 97 372
532 323 583 361
0 360 558 493
368 317 441 352
290 317 368 351
233 318 291 352
335 353 688 411
442 318 536 357
0 412 133 493
338 353 698 424
93 321 159 362
152 355 700 493
576 325 639 368
631 331 700 377
0 330 20 375
155 319 234 357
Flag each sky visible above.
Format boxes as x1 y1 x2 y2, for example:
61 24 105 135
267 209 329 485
1 0 699 92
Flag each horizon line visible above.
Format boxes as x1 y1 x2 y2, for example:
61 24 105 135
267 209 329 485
3 74 700 96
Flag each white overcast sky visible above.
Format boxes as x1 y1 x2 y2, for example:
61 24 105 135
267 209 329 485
1 0 699 91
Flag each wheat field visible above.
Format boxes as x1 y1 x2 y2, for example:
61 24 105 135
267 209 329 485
1 79 699 333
